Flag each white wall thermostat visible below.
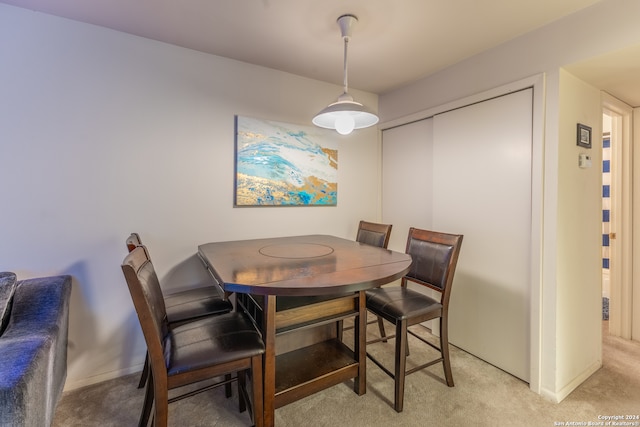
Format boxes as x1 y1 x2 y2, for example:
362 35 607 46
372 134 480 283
578 153 592 169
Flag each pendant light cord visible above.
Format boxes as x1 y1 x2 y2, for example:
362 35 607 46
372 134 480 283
343 35 349 94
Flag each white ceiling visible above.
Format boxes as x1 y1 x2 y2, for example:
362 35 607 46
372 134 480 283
565 44 640 108
3 0 639 105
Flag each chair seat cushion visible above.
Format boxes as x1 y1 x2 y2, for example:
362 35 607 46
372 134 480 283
366 287 442 322
165 286 233 325
166 311 264 376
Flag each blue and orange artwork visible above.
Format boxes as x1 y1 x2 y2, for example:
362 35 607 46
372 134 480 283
234 116 338 206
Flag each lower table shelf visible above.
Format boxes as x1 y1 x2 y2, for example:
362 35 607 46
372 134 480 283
274 338 359 408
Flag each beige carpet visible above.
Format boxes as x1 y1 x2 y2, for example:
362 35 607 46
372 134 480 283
53 322 640 426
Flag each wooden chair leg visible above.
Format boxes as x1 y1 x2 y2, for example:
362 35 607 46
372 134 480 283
341 313 386 343
251 355 264 427
238 370 247 413
440 316 454 387
394 320 408 413
406 335 410 357
139 373 153 427
153 381 169 427
376 316 387 342
225 373 232 398
138 352 150 389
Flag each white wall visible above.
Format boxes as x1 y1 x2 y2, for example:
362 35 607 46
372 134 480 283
379 0 640 403
0 4 381 390
556 70 603 397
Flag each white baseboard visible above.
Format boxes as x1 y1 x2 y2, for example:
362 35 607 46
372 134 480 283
539 359 602 403
63 363 144 392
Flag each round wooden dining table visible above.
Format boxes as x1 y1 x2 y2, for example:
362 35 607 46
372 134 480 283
198 234 412 427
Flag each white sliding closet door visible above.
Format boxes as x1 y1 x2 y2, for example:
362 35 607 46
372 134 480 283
381 89 532 382
433 89 532 381
382 118 434 252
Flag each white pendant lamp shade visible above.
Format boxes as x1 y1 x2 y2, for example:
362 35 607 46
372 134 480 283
313 15 379 135
312 93 379 135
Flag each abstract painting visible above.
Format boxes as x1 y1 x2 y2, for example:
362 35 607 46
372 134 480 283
234 115 338 206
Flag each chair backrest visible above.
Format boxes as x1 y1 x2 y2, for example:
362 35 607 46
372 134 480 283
403 227 463 307
126 232 228 298
356 220 393 249
126 232 143 253
121 246 169 376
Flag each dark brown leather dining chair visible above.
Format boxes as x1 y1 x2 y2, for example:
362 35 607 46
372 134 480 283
126 233 233 389
355 220 392 249
121 245 265 427
338 220 393 341
356 221 393 341
365 227 463 412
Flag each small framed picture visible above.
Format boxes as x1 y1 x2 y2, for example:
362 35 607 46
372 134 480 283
577 123 592 148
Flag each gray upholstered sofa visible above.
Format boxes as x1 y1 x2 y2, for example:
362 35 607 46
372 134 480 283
0 273 72 427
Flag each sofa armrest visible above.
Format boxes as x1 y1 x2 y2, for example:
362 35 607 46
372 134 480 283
0 275 72 427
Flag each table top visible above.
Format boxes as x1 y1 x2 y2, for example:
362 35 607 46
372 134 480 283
198 234 412 296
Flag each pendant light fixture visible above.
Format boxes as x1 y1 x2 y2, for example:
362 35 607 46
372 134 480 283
312 14 379 135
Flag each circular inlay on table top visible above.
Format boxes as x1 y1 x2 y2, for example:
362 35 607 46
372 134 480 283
259 243 334 259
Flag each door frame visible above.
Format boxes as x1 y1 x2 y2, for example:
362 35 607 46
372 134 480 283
602 92 633 340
